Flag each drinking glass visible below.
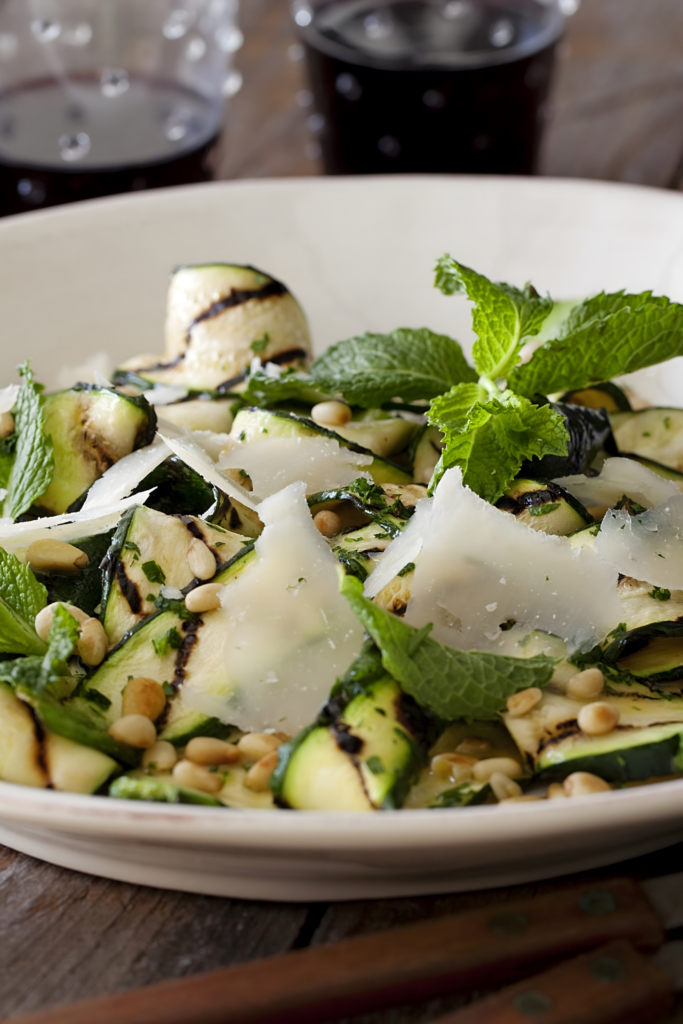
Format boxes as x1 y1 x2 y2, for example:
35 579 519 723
293 0 566 175
0 0 243 216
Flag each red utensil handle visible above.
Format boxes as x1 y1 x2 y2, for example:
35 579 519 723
432 940 674 1024
5 879 664 1024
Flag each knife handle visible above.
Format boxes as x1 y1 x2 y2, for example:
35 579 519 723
433 940 675 1024
5 878 665 1024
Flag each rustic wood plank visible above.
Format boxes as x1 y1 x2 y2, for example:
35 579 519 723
0 847 309 1019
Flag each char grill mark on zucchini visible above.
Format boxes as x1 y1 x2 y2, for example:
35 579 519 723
187 277 288 342
496 479 592 536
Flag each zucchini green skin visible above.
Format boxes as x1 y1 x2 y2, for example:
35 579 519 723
36 385 156 514
36 530 113 619
601 621 683 684
611 408 683 473
561 382 632 413
496 479 592 537
109 776 221 805
230 408 412 486
273 675 428 811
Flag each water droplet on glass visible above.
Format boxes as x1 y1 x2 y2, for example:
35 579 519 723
423 89 446 109
0 34 18 60
62 23 92 47
185 36 206 61
378 135 400 158
305 142 321 161
222 70 243 97
58 132 91 162
215 24 243 53
288 43 304 62
307 113 325 134
441 0 469 17
165 108 194 142
558 0 580 13
17 178 46 205
292 2 313 27
163 9 192 40
31 19 61 44
101 68 129 98
335 73 362 101
489 19 514 47
364 10 393 40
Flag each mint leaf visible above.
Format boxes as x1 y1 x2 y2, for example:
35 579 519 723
340 576 555 721
0 546 48 656
141 560 166 584
434 257 552 380
311 328 477 407
0 603 79 688
241 366 331 409
152 627 183 655
0 435 15 491
0 546 48 622
509 292 683 397
428 387 568 502
3 362 54 520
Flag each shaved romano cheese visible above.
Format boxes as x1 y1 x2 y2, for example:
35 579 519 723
364 497 432 599
0 384 20 414
403 468 620 653
82 439 170 511
596 493 683 589
145 385 189 406
180 481 364 734
219 436 372 499
555 457 680 509
158 432 260 512
0 491 155 553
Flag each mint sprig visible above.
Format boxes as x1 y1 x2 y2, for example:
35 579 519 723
241 366 331 408
0 603 79 690
0 546 48 656
2 362 54 521
311 328 477 407
341 576 555 721
434 257 553 381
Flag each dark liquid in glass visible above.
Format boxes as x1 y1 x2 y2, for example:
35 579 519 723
0 78 222 217
297 0 563 175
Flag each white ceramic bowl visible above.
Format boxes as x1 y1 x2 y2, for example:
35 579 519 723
2 175 683 902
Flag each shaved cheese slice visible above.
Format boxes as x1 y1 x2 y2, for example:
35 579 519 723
145 385 189 406
404 468 620 653
0 384 20 414
82 439 169 511
219 436 372 499
596 494 683 589
364 497 432 599
555 457 680 509
180 481 364 734
0 491 155 553
158 432 260 512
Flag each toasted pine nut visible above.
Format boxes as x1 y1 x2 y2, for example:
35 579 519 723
430 753 476 783
34 602 88 642
237 732 283 763
311 401 352 428
185 737 240 765
188 538 217 581
489 772 523 802
108 714 157 749
122 677 166 721
76 617 108 667
172 759 223 794
566 668 605 701
506 687 543 718
563 772 612 797
185 582 223 613
26 539 89 574
0 412 14 439
313 510 341 538
577 701 619 736
455 738 493 759
142 740 178 772
244 750 279 792
472 757 523 783
547 782 567 800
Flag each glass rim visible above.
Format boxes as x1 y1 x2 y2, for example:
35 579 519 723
292 0 565 72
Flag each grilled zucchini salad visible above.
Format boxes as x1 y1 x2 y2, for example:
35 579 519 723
4 259 683 811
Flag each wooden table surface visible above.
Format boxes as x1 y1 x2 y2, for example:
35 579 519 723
5 1 683 1022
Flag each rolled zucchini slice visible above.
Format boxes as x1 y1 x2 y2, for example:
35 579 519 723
560 382 631 413
115 264 312 392
496 479 592 536
601 620 683 684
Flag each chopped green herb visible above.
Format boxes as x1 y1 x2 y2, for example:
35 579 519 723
664 416 672 429
152 627 184 656
250 332 270 354
123 541 141 556
141 560 166 584
528 502 560 517
365 755 385 775
397 562 415 577
650 587 671 601
162 681 175 697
